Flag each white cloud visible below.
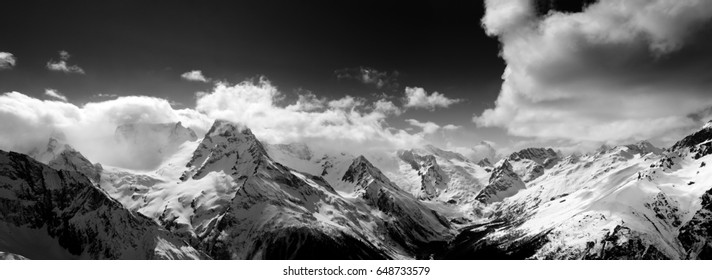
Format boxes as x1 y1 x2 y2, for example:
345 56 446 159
195 77 424 154
46 50 85 74
403 87 460 110
327 95 364 110
372 99 402 116
0 91 210 169
44 89 68 102
406 119 441 135
180 70 209 82
442 124 460 131
0 52 16 69
475 0 712 146
449 140 499 163
285 91 326 112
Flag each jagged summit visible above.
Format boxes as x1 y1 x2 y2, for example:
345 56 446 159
623 140 662 155
180 119 269 181
477 158 492 167
671 122 712 153
508 147 559 165
475 159 525 204
28 137 103 183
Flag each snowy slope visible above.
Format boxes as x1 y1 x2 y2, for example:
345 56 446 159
443 126 712 259
101 120 453 259
0 150 204 260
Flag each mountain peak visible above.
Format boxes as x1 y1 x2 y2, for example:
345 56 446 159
181 120 269 180
703 120 712 130
670 123 712 153
508 147 559 165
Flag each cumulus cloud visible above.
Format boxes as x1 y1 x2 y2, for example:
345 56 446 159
180 70 209 82
372 99 402 116
475 0 712 146
0 52 16 69
406 119 441 135
44 89 68 102
285 91 326 112
335 66 399 89
403 87 460 110
0 91 210 169
194 77 424 154
46 50 85 74
327 95 364 110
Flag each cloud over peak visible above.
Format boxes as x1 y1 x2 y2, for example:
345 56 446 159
0 52 16 69
476 0 712 145
46 50 85 74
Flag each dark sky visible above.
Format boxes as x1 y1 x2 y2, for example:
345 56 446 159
0 0 510 145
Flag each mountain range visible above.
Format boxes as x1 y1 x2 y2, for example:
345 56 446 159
3 119 712 259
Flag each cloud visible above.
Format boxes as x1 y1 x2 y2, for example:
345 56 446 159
327 95 364 110
335 67 399 89
403 87 460 110
406 119 441 135
372 99 402 116
0 77 449 171
195 77 424 154
285 92 325 112
449 140 498 163
442 124 461 131
180 70 209 82
0 91 210 170
475 0 712 146
46 50 85 74
0 52 16 69
44 89 68 102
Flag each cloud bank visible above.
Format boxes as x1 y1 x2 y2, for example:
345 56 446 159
0 91 210 169
195 77 423 154
476 0 712 146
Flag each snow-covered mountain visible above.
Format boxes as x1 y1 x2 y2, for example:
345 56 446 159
28 137 103 184
440 123 712 259
267 143 491 220
100 120 452 259
0 150 204 260
475 160 525 204
8 114 712 260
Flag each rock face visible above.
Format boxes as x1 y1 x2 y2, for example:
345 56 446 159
342 156 452 254
507 148 560 182
396 150 448 200
475 160 525 204
679 189 712 259
0 150 204 260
